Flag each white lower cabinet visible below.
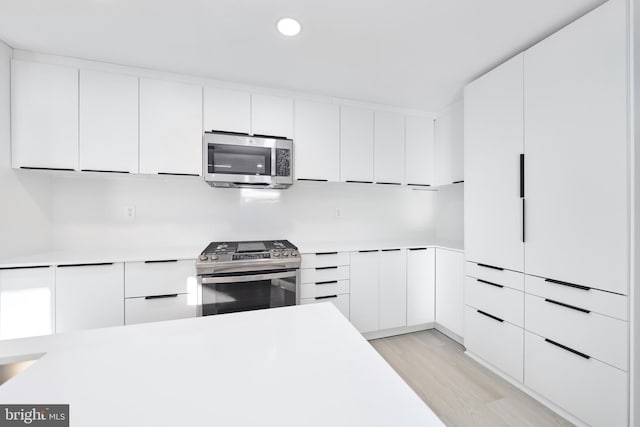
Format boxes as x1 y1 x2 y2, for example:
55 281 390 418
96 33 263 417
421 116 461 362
435 248 464 338
379 249 407 330
524 331 627 427
465 276 523 327
464 306 523 382
406 248 435 326
0 266 55 340
301 294 350 319
125 294 196 325
55 263 125 333
349 251 380 333
300 280 349 300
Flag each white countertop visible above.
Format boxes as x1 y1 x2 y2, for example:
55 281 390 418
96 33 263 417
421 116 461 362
0 304 444 427
0 240 463 268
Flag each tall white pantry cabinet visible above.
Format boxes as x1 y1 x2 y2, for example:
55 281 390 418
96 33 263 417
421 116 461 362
465 0 637 425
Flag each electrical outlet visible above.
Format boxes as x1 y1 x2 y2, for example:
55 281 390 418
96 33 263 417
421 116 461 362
125 205 136 221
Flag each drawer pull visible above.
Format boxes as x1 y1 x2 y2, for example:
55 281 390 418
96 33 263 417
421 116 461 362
358 250 378 253
477 310 504 323
315 295 338 300
315 252 338 256
57 262 114 268
345 180 373 184
544 298 590 314
316 280 338 285
544 338 590 360
409 248 427 251
544 278 591 291
477 278 504 288
477 263 504 271
158 172 200 177
381 248 400 252
144 294 179 300
144 259 178 264
297 178 328 182
0 265 49 271
452 180 464 184
315 266 338 271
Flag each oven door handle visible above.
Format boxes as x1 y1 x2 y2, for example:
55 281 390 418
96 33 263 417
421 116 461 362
201 270 297 284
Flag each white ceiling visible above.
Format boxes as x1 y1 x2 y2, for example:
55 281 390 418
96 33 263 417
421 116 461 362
0 0 606 112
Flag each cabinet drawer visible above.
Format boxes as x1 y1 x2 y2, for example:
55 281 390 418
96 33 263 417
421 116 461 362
301 294 350 319
465 276 523 327
464 305 523 382
524 331 627 427
125 294 196 325
525 274 627 321
524 293 627 371
465 261 524 291
300 266 349 284
300 252 349 269
125 260 196 298
300 280 349 299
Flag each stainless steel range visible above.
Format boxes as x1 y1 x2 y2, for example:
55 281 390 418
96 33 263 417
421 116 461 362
196 240 301 316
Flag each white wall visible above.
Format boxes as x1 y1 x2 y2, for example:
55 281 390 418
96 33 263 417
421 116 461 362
0 41 52 257
435 184 464 243
47 175 436 251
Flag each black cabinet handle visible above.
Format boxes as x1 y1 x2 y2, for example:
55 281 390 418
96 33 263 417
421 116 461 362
519 154 525 198
20 166 75 172
407 183 431 187
316 280 338 285
345 180 373 184
544 298 590 314
315 295 338 300
315 266 338 271
81 169 130 174
315 252 338 256
409 248 427 251
477 263 504 271
145 294 178 300
358 250 378 253
452 180 464 184
297 178 328 182
375 182 402 185
144 260 178 264
0 265 49 271
57 262 114 268
544 338 590 360
544 278 591 291
157 172 199 177
477 278 504 288
381 249 400 252
522 199 525 243
477 310 504 323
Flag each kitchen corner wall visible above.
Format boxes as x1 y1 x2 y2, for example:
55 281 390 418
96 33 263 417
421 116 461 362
0 41 52 257
47 175 437 251
435 184 464 242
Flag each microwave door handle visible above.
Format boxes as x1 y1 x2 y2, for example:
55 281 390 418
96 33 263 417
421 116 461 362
271 147 277 177
201 270 296 284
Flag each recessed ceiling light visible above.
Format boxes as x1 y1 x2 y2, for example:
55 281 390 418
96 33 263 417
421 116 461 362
277 17 302 37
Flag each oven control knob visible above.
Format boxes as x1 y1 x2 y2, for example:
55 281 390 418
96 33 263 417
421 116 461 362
284 251 291 257
199 254 208 261
211 255 219 260
274 252 281 257
291 251 298 257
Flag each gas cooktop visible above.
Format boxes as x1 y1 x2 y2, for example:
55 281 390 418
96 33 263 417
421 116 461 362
196 240 300 275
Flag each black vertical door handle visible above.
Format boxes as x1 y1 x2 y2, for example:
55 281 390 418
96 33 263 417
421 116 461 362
522 198 525 243
520 154 524 198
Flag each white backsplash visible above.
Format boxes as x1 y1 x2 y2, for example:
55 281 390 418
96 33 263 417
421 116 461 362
48 174 440 251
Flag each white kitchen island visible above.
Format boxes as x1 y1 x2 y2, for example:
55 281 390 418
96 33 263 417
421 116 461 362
0 303 443 426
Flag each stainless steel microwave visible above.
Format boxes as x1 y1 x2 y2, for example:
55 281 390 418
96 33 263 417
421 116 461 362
203 131 293 189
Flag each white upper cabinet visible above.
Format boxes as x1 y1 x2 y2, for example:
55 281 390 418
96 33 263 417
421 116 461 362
55 263 125 333
251 94 294 139
294 99 340 182
407 248 435 326
79 70 139 174
464 54 524 272
11 60 78 171
374 111 405 184
0 266 55 340
435 102 464 186
379 249 407 330
340 106 374 183
139 78 203 176
349 251 380 333
203 87 251 134
405 116 435 187
523 0 628 294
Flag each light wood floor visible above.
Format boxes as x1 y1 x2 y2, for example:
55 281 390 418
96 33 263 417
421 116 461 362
371 330 574 427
